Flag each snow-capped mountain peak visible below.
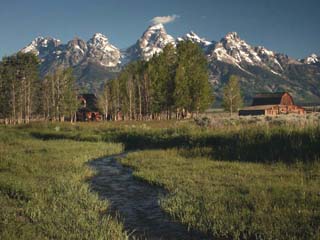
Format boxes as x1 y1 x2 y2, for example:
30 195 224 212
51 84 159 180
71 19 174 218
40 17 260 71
88 33 119 54
303 53 319 64
89 33 109 47
92 32 108 40
255 46 275 57
124 23 175 61
67 38 87 50
211 32 262 66
224 31 240 41
140 24 175 48
20 33 121 69
179 31 213 47
207 32 297 75
20 37 43 55
86 33 121 67
21 36 61 58
17 26 320 102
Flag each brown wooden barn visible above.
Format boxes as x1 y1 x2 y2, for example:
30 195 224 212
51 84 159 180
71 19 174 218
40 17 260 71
77 94 102 121
239 92 305 116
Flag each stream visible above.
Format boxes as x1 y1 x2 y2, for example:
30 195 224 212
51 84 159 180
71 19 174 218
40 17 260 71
89 153 209 240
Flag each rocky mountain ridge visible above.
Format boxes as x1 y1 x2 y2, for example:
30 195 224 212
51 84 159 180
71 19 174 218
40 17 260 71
124 23 176 62
20 24 320 102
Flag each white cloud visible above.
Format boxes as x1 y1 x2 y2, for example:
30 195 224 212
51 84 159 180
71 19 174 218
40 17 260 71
151 14 180 25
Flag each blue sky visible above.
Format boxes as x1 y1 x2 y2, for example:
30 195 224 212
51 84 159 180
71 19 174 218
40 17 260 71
0 0 319 59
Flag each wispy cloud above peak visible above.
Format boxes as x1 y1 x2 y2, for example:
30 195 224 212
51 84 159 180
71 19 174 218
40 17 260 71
151 14 180 25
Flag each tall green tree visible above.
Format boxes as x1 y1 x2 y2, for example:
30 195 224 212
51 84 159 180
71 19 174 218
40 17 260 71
0 53 40 124
173 64 189 118
62 68 78 122
175 41 213 116
146 58 162 116
98 41 213 121
161 44 177 118
222 75 243 116
98 81 111 120
41 68 78 122
109 78 121 120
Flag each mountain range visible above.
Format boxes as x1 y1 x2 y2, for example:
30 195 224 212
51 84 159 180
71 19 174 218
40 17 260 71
20 23 320 103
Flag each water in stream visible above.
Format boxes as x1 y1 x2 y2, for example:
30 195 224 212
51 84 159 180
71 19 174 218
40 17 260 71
89 153 209 240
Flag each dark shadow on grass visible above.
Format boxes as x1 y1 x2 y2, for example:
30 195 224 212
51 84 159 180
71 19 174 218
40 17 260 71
101 130 320 164
30 128 320 164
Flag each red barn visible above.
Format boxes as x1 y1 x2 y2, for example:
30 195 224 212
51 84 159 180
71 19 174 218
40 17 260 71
239 92 305 116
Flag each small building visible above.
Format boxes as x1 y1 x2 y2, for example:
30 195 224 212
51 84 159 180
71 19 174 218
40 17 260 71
77 94 102 121
239 92 305 116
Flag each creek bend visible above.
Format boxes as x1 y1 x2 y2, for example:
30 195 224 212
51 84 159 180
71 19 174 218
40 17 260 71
89 153 209 240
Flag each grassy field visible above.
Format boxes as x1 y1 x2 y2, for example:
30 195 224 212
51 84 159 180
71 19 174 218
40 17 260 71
0 126 127 240
121 150 320 240
1 116 320 239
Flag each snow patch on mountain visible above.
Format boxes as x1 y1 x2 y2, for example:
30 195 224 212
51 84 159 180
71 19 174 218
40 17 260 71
21 36 61 60
218 32 262 65
140 23 175 59
124 23 175 62
87 33 121 67
255 46 284 71
206 32 301 76
302 53 319 64
20 33 121 69
177 31 213 48
19 24 319 89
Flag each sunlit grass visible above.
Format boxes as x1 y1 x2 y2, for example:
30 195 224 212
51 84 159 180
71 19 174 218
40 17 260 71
0 126 127 240
120 149 320 240
1 118 320 239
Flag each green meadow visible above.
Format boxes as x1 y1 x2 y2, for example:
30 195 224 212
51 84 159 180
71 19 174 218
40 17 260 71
1 117 320 239
0 126 127 240
121 150 320 240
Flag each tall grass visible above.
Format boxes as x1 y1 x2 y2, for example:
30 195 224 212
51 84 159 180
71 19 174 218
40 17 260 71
120 149 320 240
3 119 320 239
0 126 127 239
26 121 320 164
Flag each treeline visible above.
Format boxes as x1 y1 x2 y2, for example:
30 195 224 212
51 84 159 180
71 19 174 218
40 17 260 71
0 41 242 124
0 53 78 124
0 53 40 124
98 41 213 120
41 68 78 122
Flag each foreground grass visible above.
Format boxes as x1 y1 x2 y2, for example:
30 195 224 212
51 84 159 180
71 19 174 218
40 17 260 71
120 150 320 240
2 121 320 239
0 126 127 239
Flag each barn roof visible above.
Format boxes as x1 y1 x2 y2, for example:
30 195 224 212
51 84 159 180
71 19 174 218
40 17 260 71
252 92 287 106
240 105 276 111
